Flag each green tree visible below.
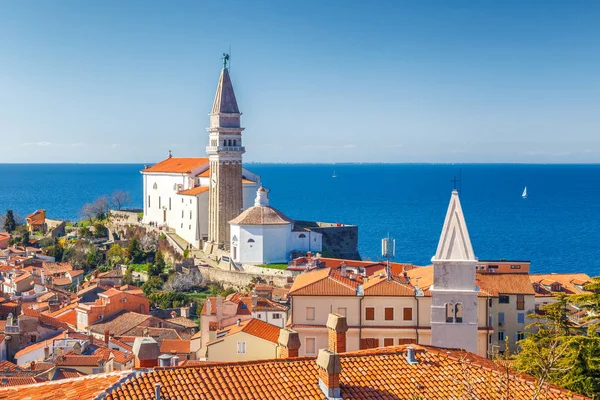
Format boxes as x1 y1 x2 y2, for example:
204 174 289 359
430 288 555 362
44 238 64 262
147 251 166 277
79 226 91 238
107 244 127 266
20 231 30 246
127 237 144 263
122 266 134 285
93 222 108 238
3 210 16 232
141 276 164 297
513 297 600 399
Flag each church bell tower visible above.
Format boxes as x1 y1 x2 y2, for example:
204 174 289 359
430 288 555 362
430 189 479 354
207 54 245 245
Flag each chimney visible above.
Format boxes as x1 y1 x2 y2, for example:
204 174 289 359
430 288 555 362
251 294 258 308
155 382 162 400
216 296 223 328
316 349 342 399
30 361 36 371
88 333 94 346
205 299 212 315
158 354 171 367
170 311 177 319
405 346 418 365
171 355 180 366
340 262 347 278
180 306 190 318
326 313 348 354
104 329 110 345
133 337 160 368
278 329 301 358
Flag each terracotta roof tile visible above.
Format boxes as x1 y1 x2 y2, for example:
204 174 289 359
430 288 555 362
0 361 21 373
178 186 210 196
15 332 68 358
54 354 105 367
0 371 130 399
142 157 209 174
530 273 592 297
289 268 360 296
0 376 38 387
160 339 191 354
213 318 280 344
230 205 293 225
362 273 415 296
476 273 536 296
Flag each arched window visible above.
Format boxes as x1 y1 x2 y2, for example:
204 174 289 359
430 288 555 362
455 303 463 323
153 183 158 190
298 234 306 239
223 140 227 147
446 303 454 323
228 139 232 146
233 139 237 146
247 238 255 243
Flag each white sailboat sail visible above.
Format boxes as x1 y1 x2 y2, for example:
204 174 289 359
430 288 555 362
522 186 527 198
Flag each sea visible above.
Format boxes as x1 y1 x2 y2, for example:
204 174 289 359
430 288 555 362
0 163 598 276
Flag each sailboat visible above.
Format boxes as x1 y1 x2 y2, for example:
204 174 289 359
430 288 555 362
332 170 337 178
522 186 527 198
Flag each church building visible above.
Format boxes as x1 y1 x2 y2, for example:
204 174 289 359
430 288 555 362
229 187 323 265
141 56 259 249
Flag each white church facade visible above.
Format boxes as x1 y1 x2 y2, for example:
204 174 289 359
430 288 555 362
229 187 322 265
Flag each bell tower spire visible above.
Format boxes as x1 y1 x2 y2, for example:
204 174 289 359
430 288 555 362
206 54 245 246
430 189 479 354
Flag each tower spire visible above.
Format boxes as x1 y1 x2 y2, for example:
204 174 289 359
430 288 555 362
211 67 239 115
432 190 475 262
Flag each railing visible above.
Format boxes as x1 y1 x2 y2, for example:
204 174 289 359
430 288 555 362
5 325 19 334
205 146 245 153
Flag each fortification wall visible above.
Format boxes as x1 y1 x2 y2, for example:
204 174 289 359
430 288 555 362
295 221 360 260
197 266 289 290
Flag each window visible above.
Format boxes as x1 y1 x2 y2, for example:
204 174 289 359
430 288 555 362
337 307 347 317
306 338 316 354
516 294 525 310
488 298 493 307
121 298 127 303
385 307 394 321
510 265 521 269
403 307 413 321
516 331 526 341
247 238 255 243
499 295 510 304
360 338 379 349
153 182 158 190
298 234 306 238
158 196 161 209
498 331 505 341
169 198 171 210
489 315 493 326
551 283 561 292
306 307 315 321
237 341 246 354
98 315 104 320
365 307 375 321
384 338 394 347
498 312 505 327
189 225 191 230
190 211 192 220
182 211 184 218
446 303 454 323
272 313 281 319
517 313 525 324
489 334 492 344
455 303 463 323
148 195 151 208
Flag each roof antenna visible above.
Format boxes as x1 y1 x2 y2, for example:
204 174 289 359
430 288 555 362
382 234 395 281
451 169 462 193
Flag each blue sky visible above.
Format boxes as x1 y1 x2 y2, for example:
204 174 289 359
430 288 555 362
1 1 599 163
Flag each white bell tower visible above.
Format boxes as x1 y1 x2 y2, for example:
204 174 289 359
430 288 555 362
430 189 479 354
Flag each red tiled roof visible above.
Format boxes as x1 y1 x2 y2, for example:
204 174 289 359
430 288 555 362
530 273 592 297
105 344 587 400
109 337 133 353
94 347 132 365
54 354 105 367
476 273 536 296
289 268 361 296
0 376 38 387
142 157 209 174
178 186 210 196
213 318 280 344
160 339 191 354
15 332 68 358
54 368 85 380
0 361 21 373
0 371 130 399
362 273 415 296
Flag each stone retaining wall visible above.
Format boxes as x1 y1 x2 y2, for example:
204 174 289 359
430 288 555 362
197 266 290 290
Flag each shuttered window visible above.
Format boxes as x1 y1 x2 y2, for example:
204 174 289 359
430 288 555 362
516 294 525 310
403 308 413 321
384 307 394 321
365 307 375 321
306 307 315 321
384 338 394 347
360 338 379 349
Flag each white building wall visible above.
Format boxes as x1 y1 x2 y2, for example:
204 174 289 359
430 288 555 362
143 173 189 225
288 231 322 253
232 224 291 265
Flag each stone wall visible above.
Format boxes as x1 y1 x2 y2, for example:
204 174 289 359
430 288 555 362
197 266 290 290
295 221 360 260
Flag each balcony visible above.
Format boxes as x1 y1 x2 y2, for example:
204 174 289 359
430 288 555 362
206 146 245 153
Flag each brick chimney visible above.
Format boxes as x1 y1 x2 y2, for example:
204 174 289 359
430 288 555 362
278 329 301 358
316 349 342 399
104 329 110 345
326 313 348 354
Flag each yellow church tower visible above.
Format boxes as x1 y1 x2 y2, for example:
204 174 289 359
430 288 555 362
206 54 245 246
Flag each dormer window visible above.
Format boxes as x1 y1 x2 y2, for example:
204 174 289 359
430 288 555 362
551 283 561 292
